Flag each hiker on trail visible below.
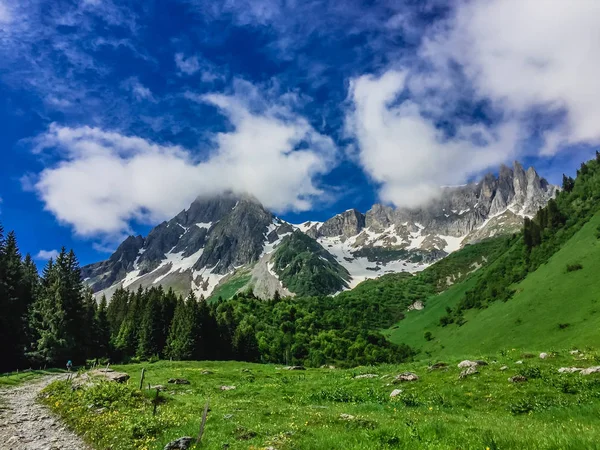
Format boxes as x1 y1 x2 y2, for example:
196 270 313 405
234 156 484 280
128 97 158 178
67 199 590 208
66 360 73 372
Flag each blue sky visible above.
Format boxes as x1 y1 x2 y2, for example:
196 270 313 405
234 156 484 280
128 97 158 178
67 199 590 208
0 0 599 266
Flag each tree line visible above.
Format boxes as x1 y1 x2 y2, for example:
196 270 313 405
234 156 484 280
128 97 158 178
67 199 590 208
0 229 414 373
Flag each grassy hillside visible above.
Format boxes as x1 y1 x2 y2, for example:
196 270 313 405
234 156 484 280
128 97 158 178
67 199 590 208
206 269 252 303
41 355 600 450
386 210 600 357
273 231 350 296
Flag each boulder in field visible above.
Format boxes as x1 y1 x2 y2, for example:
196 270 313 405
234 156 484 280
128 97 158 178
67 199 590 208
509 375 527 383
459 366 478 379
354 373 378 379
163 437 193 450
340 413 355 420
393 372 419 383
500 366 509 371
457 360 487 368
580 366 600 376
89 369 130 383
168 378 190 385
285 366 306 371
539 352 549 359
428 362 448 371
558 367 583 374
390 389 402 398
220 385 236 391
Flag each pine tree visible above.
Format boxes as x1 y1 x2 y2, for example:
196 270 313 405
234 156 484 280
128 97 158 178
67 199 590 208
136 288 163 359
114 289 141 359
82 288 98 359
29 258 69 365
562 174 575 193
233 319 259 362
166 293 199 360
158 287 178 354
95 296 111 358
30 248 87 365
0 231 33 371
106 287 130 335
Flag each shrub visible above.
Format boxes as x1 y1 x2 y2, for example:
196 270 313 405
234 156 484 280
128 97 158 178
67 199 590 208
424 331 433 341
518 366 542 379
566 263 583 272
558 323 570 330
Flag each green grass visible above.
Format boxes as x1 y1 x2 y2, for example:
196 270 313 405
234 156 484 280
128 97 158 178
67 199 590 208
0 369 63 387
207 270 252 302
386 211 600 358
40 354 600 450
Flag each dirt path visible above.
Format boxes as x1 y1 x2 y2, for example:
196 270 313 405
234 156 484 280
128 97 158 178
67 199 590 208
0 375 88 450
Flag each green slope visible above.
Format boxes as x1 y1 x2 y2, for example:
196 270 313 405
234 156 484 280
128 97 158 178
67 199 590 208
272 230 350 296
206 268 253 303
387 210 600 357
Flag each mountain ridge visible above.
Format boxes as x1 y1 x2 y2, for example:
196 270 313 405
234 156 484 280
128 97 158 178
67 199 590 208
82 161 557 299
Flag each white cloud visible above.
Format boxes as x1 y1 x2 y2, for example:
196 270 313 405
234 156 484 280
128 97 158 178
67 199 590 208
174 53 200 75
347 0 600 207
121 77 155 102
346 71 519 207
30 82 337 239
35 249 59 260
0 1 12 24
420 0 600 155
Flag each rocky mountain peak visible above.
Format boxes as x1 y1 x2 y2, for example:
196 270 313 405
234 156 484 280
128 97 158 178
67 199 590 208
318 209 366 239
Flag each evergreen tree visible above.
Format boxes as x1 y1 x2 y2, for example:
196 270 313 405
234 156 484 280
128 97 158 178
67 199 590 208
114 289 141 359
106 287 130 335
30 248 87 365
166 293 199 360
82 288 98 359
158 287 177 354
95 296 111 358
233 319 260 362
0 231 38 371
562 174 575 193
136 288 163 359
29 258 69 365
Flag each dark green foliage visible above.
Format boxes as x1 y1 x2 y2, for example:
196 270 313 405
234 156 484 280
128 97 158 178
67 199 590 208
566 263 583 272
272 231 350 296
0 230 37 371
424 331 433 341
562 174 575 192
29 249 88 365
165 293 200 360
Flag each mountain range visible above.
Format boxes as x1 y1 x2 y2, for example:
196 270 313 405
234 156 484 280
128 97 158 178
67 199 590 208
82 161 558 300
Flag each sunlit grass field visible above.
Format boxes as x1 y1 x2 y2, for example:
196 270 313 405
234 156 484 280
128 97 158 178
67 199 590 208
40 350 600 450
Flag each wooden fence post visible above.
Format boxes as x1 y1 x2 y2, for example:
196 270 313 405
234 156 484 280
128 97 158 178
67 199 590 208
139 368 145 390
152 388 160 416
196 398 210 444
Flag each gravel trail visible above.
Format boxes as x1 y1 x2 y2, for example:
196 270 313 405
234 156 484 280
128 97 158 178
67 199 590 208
0 375 88 450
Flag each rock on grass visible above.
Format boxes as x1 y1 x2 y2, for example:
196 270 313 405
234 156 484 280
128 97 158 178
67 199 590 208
393 372 419 383
163 437 193 450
